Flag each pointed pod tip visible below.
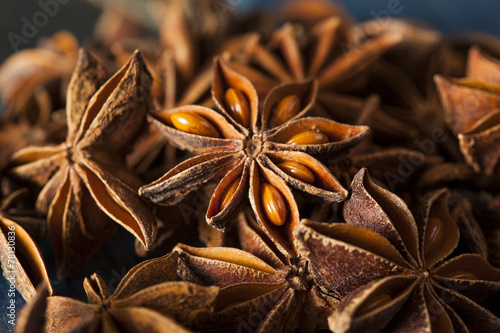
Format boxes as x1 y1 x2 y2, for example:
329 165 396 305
74 48 97 74
352 167 369 186
128 49 145 66
125 49 152 77
433 74 450 89
468 44 481 57
77 47 88 60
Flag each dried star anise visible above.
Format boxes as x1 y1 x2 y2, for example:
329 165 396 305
174 211 338 332
10 49 156 277
140 57 368 256
0 189 51 301
0 31 78 119
435 46 500 175
222 13 406 139
295 168 500 332
16 252 219 332
225 13 401 97
123 0 229 174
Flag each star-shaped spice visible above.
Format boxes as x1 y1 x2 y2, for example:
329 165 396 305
435 46 500 175
15 252 219 332
225 14 401 96
295 168 500 332
222 14 405 138
174 211 338 332
0 189 51 302
10 49 156 277
140 57 368 256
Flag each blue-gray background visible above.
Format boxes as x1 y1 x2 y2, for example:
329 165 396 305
1 0 500 62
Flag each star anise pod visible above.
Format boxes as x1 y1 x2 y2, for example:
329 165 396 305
0 189 51 301
140 57 368 256
16 252 219 332
0 31 78 119
295 168 500 332
221 13 406 139
156 0 232 82
126 49 215 175
125 0 228 174
457 190 500 268
435 46 500 175
225 14 401 97
10 49 156 277
174 211 338 332
15 282 50 333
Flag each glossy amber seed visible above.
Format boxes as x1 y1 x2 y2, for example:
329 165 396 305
277 161 315 184
286 131 329 145
220 178 239 211
424 216 443 258
261 183 287 226
269 94 301 127
446 270 477 280
170 112 220 138
225 88 250 128
356 293 392 316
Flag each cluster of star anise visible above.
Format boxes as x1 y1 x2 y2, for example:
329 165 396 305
1 0 499 332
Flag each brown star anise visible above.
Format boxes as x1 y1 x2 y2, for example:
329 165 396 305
124 0 227 174
140 57 368 256
10 49 156 277
222 13 405 139
295 168 500 332
435 46 500 175
16 252 219 332
0 189 51 301
225 14 401 96
174 211 338 332
0 31 78 119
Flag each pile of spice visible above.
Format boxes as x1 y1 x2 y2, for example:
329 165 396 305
1 0 499 332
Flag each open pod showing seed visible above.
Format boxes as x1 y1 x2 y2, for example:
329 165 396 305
433 252 500 291
149 105 244 153
432 254 500 302
265 117 369 155
212 56 259 134
258 151 347 202
206 158 250 231
249 161 300 258
236 211 292 269
416 189 459 269
261 79 318 130
140 151 244 205
328 276 418 333
174 243 282 287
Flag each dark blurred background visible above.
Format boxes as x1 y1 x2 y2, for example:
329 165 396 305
2 0 500 62
1 0 500 332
